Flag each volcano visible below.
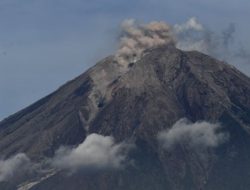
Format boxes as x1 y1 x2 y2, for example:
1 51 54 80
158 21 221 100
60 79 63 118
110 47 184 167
1 45 250 190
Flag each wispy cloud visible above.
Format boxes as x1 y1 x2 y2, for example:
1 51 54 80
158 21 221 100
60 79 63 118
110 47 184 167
174 17 250 65
0 153 30 182
158 118 229 150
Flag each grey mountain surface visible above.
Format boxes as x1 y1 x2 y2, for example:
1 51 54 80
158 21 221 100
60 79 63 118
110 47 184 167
1 45 250 190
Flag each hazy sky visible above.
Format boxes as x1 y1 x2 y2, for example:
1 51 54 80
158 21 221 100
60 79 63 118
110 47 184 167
0 0 250 120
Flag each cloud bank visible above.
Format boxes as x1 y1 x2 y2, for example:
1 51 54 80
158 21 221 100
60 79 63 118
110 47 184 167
52 133 133 171
0 134 134 179
158 118 229 150
0 153 30 182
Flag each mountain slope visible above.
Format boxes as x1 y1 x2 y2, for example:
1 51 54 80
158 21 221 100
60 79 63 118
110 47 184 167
1 45 250 190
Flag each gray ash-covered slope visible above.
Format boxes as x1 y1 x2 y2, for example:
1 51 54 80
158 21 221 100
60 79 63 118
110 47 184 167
1 45 250 190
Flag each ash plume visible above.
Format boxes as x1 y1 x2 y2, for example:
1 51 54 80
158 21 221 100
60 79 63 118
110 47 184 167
115 19 175 66
115 17 250 70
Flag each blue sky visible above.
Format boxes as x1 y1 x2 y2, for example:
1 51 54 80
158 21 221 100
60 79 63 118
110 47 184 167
0 0 250 120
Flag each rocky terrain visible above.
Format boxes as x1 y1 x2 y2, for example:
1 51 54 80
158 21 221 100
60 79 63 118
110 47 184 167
1 45 250 190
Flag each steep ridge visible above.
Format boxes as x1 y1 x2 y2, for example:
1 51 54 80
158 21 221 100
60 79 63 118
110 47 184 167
1 45 250 190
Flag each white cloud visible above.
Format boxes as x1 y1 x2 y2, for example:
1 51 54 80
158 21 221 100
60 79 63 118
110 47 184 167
0 153 30 182
52 133 133 171
174 17 209 53
174 17 203 33
173 17 250 68
158 118 229 150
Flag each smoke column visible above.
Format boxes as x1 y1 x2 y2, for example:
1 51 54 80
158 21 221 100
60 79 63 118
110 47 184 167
115 19 175 66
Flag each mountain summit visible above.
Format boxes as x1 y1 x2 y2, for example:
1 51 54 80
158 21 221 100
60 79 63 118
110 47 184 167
1 45 250 190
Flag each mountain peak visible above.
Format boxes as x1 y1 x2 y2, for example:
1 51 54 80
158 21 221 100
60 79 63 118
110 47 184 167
1 46 250 190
